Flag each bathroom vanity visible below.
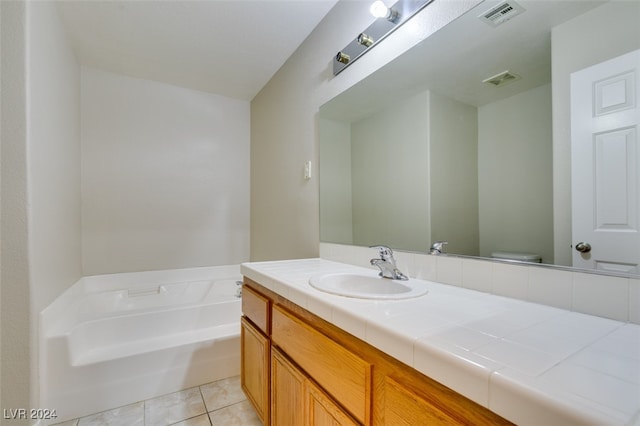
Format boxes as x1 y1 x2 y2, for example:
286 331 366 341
241 278 509 425
240 259 640 425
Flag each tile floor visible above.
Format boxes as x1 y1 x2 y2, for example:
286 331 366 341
52 376 261 426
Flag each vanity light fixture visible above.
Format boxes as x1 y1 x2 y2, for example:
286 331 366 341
332 0 434 76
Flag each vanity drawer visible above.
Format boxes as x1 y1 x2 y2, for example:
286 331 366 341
271 304 372 424
242 283 271 335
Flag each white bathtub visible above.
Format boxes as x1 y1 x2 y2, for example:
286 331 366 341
40 265 242 424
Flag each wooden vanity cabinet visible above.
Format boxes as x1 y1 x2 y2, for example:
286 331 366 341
241 278 512 426
241 285 271 425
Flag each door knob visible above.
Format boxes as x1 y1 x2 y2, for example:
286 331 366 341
575 242 591 253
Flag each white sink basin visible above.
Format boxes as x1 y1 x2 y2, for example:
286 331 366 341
309 272 428 300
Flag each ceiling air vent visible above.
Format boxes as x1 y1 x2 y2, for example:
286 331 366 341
479 1 525 27
483 70 521 87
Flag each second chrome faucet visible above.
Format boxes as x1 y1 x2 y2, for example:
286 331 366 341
370 245 408 281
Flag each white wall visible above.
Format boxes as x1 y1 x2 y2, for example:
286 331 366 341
351 91 431 251
1 0 82 415
1 0 30 415
552 0 640 266
478 84 553 262
30 2 83 415
321 89 478 254
429 91 478 256
319 118 353 244
81 67 250 275
29 0 82 319
1 0 3 411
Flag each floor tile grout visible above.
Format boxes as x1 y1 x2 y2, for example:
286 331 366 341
54 375 258 426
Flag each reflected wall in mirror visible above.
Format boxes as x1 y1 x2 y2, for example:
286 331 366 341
319 0 640 276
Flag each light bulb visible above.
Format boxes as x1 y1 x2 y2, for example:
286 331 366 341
370 1 390 18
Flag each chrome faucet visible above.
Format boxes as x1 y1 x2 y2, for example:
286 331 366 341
370 245 408 280
429 241 448 255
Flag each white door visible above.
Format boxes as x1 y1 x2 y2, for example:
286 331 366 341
571 49 640 274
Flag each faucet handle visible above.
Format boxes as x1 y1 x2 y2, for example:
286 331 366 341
370 245 394 259
430 241 448 254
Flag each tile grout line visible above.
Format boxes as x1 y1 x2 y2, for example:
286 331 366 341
56 376 249 426
197 384 213 426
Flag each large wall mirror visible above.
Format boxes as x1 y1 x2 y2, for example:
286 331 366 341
319 0 640 277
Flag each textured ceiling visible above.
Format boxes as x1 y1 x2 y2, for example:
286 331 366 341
57 0 338 101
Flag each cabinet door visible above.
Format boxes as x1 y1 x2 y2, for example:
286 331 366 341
307 380 359 426
271 347 306 426
383 376 462 425
272 305 371 424
241 317 270 424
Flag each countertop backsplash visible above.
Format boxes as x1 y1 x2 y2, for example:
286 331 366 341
319 243 640 325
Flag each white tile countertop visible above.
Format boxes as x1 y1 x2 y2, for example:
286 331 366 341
241 258 640 426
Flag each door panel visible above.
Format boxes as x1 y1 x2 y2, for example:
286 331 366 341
571 49 640 273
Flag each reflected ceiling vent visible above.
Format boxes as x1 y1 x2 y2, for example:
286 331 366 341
479 1 525 27
483 70 521 87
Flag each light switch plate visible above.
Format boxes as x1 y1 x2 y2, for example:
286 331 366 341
304 161 312 180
